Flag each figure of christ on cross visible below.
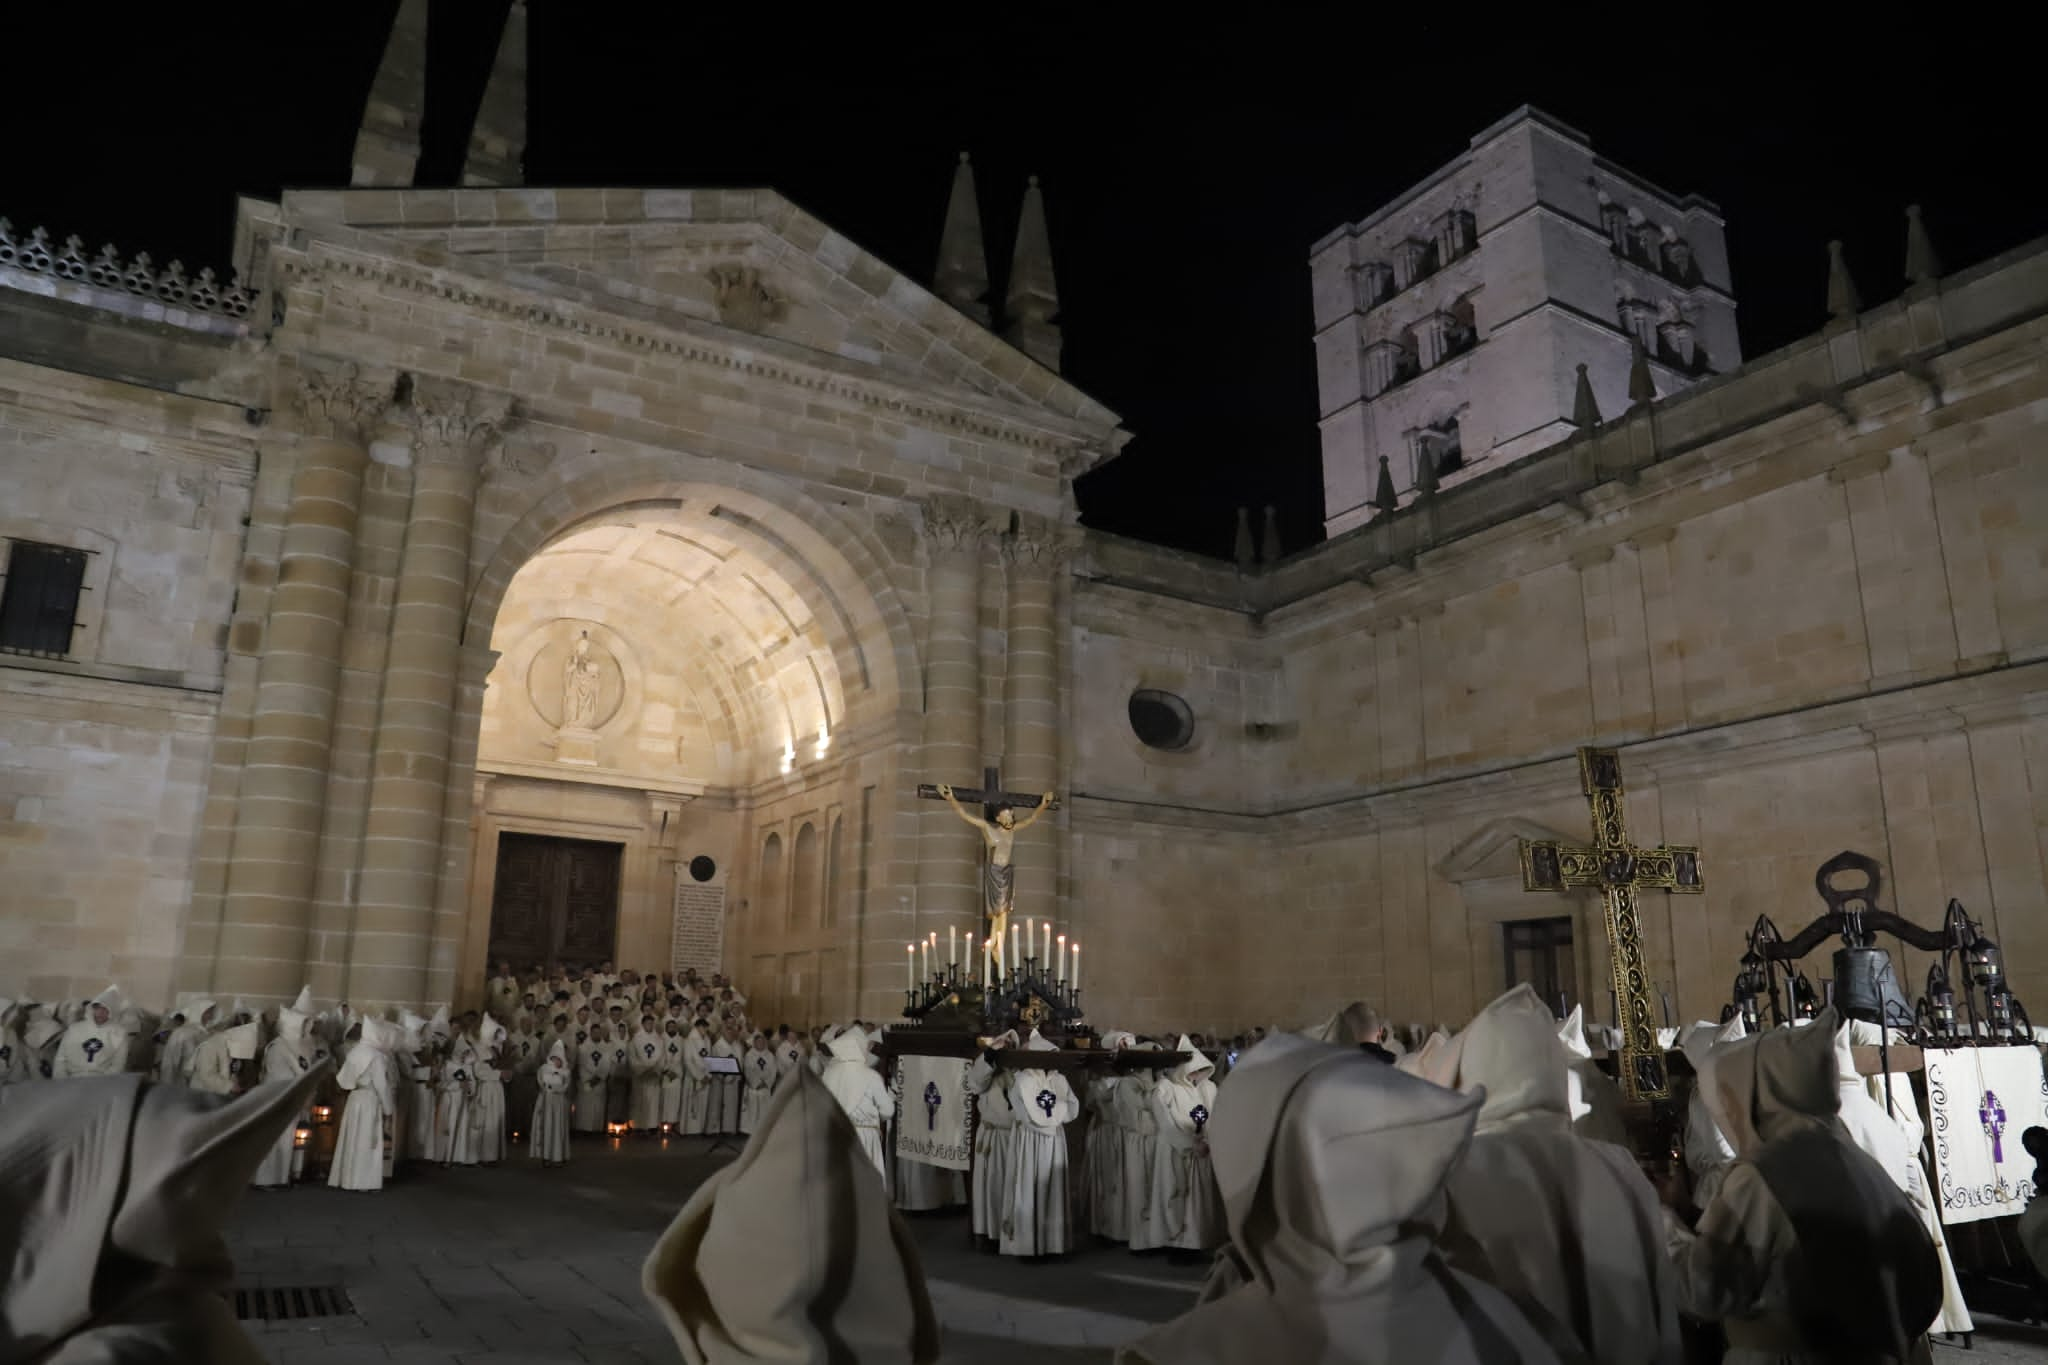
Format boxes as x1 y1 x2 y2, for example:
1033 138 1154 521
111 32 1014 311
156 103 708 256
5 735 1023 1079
1519 746 1704 1102
916 767 1058 956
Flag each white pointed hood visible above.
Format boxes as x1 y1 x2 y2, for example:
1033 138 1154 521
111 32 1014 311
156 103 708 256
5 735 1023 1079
1557 1004 1591 1058
221 1022 262 1061
90 984 125 1015
1167 1034 1214 1087
825 1026 870 1064
1448 985 1571 1132
1024 1028 1058 1053
289 986 314 1016
275 1005 309 1043
180 999 217 1029
427 1004 451 1040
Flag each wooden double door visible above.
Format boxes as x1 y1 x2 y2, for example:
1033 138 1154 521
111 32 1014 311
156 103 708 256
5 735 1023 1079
487 833 622 972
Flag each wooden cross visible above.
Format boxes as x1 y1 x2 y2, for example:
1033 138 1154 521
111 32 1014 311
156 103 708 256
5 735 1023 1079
1519 746 1703 1101
915 766 1059 823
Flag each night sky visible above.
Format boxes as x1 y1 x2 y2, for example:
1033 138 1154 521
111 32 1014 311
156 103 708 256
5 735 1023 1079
9 8 2042 558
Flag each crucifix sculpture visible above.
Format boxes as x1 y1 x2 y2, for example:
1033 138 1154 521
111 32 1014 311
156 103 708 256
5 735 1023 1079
1519 746 1704 1101
915 766 1058 950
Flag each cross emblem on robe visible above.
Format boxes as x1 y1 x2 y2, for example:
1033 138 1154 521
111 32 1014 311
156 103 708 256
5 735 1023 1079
1519 746 1704 1101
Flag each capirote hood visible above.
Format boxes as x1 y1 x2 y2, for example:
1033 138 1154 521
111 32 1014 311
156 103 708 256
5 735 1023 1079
1701 1006 1843 1155
825 1026 869 1064
1448 984 1570 1129
642 1068 939 1364
1208 1033 1485 1290
1167 1034 1213 1086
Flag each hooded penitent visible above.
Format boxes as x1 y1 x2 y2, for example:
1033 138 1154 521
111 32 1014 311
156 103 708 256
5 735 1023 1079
821 1025 891 1176
1554 1003 1630 1145
1119 1034 1560 1365
1441 984 1680 1364
0 1063 328 1363
1675 1007 1940 1361
643 1068 940 1365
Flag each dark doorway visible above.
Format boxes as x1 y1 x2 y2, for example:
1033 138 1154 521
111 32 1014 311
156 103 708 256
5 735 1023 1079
487 833 622 972
1503 915 1578 1017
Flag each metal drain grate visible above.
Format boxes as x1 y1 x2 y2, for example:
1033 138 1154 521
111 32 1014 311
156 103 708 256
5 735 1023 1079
231 1285 354 1322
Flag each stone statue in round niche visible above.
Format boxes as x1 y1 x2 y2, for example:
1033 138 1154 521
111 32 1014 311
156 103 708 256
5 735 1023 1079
526 626 625 732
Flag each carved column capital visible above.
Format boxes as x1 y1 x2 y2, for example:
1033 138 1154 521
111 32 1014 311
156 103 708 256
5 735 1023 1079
1000 509 1076 570
288 358 394 444
916 494 997 556
403 376 513 468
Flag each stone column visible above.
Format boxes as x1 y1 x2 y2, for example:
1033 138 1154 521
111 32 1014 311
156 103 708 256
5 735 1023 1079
1003 513 1061 932
917 496 990 937
213 360 389 1001
346 379 506 1011
425 642 499 1010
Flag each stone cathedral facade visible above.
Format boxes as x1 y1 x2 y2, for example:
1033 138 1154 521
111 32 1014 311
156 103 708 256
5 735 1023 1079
2 6 2044 1036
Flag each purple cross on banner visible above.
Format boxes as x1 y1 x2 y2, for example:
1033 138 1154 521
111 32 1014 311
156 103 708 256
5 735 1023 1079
924 1080 943 1130
1983 1088 2009 1163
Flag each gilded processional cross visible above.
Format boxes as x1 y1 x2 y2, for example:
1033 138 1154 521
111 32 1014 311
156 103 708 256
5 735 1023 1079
1519 746 1704 1101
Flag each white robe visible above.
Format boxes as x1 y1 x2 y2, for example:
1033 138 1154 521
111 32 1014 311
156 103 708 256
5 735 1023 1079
681 1035 713 1134
251 1035 314 1187
329 1046 392 1191
1148 1067 1222 1251
1118 1075 1161 1249
0 1031 28 1086
155 1021 208 1085
740 1045 776 1134
437 1041 481 1165
659 1035 687 1126
966 1058 1018 1240
775 1040 807 1091
473 1054 507 1164
1003 1066 1079 1256
1085 1075 1125 1240
821 1038 891 1181
52 1021 129 1079
185 1030 238 1096
532 1063 573 1163
628 1030 666 1129
574 1041 612 1133
408 1055 438 1158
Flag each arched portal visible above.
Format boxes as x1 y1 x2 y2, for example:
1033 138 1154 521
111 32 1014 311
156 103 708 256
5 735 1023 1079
446 471 919 1019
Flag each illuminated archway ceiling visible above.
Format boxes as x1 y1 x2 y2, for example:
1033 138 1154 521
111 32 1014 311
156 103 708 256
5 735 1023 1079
488 498 859 785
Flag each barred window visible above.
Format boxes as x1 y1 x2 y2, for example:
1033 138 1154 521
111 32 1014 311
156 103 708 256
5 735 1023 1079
0 540 88 658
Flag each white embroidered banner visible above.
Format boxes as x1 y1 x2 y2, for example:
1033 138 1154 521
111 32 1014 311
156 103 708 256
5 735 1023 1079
893 1054 972 1171
670 877 725 979
1925 1045 2048 1224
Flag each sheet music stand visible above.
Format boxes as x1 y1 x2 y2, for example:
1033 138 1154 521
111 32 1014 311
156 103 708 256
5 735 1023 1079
698 1055 744 1157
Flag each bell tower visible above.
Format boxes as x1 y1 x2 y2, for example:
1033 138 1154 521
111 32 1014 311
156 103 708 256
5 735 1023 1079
1309 107 1740 537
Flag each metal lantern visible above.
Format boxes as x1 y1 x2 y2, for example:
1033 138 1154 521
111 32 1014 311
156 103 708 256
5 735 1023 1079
291 1124 311 1181
1923 964 1959 1041
1966 933 2004 991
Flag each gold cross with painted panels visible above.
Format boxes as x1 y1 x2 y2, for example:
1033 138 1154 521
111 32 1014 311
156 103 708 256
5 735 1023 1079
1519 746 1703 1101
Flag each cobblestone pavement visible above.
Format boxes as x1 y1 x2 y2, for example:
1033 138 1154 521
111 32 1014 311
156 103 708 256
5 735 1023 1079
225 1134 2048 1363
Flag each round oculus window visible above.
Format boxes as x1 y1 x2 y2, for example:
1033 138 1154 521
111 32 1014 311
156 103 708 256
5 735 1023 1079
688 855 718 883
1128 689 1195 751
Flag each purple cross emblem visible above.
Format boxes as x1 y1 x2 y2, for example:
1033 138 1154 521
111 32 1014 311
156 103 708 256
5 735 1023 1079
924 1080 943 1130
1983 1088 2009 1163
756 1056 768 1070
1036 1088 1058 1119
644 1044 656 1058
81 1038 103 1063
1191 1103 1209 1136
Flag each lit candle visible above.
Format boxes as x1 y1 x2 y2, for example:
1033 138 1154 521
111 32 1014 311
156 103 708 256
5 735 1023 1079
950 926 958 969
1072 941 1081 992
906 944 914 991
965 932 974 979
1011 921 1020 968
922 939 930 980
1042 922 1051 964
1057 934 1067 980
1026 918 1035 960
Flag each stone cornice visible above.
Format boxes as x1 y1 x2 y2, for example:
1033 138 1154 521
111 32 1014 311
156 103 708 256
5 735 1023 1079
0 358 260 477
276 241 1120 464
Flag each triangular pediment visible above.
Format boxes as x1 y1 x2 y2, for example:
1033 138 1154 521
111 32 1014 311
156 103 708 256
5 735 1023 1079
266 186 1123 438
1434 816 1578 884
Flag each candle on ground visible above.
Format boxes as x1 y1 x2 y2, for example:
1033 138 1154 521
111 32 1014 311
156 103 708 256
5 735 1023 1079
1057 934 1067 980
906 944 914 990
